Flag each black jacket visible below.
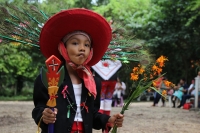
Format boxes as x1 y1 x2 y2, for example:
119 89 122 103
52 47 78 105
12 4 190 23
32 68 110 133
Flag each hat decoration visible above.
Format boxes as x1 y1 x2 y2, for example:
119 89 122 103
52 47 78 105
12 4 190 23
0 3 151 66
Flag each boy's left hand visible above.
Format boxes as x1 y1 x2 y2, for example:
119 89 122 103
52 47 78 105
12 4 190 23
108 113 124 127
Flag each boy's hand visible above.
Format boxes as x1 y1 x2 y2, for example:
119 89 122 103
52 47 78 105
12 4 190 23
108 113 124 127
42 108 58 124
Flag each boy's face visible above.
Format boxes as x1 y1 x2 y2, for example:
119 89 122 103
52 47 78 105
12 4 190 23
65 34 91 65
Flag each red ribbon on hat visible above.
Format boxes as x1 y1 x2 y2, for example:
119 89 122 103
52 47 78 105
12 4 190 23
58 42 97 99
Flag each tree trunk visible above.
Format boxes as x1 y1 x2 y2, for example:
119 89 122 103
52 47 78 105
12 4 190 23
14 84 17 96
17 76 24 94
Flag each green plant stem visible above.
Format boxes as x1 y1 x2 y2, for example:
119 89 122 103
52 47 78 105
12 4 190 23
111 74 166 133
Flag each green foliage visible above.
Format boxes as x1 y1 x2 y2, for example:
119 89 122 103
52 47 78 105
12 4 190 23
73 0 93 9
92 0 200 84
38 0 75 13
39 0 98 12
140 0 200 82
20 88 33 96
93 0 151 23
0 95 32 101
0 80 33 98
0 43 40 78
0 2 47 95
185 0 200 27
0 88 14 97
0 42 42 95
94 0 199 83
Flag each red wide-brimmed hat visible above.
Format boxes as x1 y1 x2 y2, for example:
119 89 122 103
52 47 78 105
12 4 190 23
39 8 112 66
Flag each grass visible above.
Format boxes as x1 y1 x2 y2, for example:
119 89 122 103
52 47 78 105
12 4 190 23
0 95 33 101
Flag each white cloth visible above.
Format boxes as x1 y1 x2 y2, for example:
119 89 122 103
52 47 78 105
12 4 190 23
73 84 83 122
113 82 126 98
92 60 122 80
100 99 112 111
188 83 195 95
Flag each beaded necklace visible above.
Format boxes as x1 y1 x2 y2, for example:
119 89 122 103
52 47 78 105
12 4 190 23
62 85 89 133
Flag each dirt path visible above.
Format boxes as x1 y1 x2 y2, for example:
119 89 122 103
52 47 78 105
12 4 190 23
0 101 199 133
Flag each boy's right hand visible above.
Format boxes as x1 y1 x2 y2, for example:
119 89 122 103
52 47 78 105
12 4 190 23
42 108 58 124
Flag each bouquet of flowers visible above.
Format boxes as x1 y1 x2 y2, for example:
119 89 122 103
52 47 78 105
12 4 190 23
111 55 173 133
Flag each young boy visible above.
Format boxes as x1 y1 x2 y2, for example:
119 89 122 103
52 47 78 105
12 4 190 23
32 8 124 133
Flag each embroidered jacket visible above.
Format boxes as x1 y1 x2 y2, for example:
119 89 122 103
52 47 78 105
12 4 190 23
32 67 110 133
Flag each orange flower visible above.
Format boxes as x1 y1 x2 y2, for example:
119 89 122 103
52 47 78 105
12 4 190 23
162 90 167 100
158 62 164 67
130 56 168 87
156 55 168 68
157 68 162 74
156 55 168 64
152 65 158 71
139 68 145 74
162 90 167 95
163 81 171 87
133 67 139 72
152 81 157 87
131 73 139 81
164 81 169 86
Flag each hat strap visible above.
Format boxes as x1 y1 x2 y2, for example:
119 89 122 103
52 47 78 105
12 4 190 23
58 42 96 98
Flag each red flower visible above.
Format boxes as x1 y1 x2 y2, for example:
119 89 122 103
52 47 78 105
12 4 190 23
102 62 109 67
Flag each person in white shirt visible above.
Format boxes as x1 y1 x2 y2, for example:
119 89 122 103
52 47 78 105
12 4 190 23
112 78 126 106
188 80 195 95
178 79 195 108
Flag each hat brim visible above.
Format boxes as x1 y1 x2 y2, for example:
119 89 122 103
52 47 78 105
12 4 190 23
39 8 112 66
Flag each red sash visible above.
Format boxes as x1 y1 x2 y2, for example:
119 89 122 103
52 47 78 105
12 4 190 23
71 121 84 133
